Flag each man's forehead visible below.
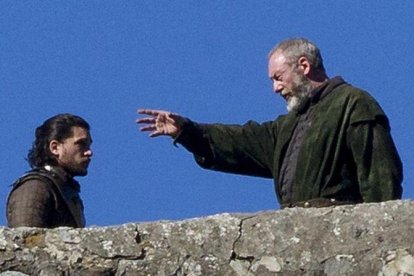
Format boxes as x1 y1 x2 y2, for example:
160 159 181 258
268 50 289 75
269 50 287 66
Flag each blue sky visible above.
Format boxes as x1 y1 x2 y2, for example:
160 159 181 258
0 1 413 226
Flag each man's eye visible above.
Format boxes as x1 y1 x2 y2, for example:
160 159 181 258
77 141 88 148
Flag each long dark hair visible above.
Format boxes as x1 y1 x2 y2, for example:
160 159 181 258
27 113 90 168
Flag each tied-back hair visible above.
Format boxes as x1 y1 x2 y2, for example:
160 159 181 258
268 38 326 73
27 113 90 168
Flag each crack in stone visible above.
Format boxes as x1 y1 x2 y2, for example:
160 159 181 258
134 225 143 245
229 215 257 274
133 226 146 260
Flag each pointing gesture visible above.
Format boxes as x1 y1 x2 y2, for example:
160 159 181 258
136 109 187 138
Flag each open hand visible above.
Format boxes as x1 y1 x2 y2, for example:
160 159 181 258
136 109 186 137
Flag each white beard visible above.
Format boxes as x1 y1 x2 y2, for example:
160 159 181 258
285 72 313 113
286 92 309 112
286 96 299 112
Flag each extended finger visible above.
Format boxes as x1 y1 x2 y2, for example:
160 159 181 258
140 125 157 132
136 117 156 124
137 109 166 116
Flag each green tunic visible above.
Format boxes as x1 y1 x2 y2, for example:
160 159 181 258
176 77 403 205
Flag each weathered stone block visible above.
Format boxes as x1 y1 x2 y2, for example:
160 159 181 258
0 200 413 275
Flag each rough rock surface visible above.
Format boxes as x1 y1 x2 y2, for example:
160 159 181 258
1 200 414 275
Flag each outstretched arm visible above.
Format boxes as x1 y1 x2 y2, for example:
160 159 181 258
136 109 188 138
137 109 274 178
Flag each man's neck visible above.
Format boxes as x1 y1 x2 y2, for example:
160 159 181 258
44 165 73 180
309 72 329 90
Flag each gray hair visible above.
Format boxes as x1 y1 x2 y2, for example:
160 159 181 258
268 38 325 73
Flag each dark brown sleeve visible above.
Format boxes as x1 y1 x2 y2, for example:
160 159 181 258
174 120 212 158
6 179 55 227
175 120 275 178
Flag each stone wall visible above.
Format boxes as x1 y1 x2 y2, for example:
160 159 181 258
1 200 414 275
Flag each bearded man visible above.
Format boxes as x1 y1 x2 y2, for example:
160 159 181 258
136 38 402 208
7 114 93 227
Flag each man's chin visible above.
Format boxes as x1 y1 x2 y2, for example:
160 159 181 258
77 171 88 177
287 95 309 113
286 97 299 112
70 168 88 177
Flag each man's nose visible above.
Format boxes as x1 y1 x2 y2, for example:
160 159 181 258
85 149 93 157
273 81 283 94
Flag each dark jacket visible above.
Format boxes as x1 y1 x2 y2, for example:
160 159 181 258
176 77 403 206
6 166 85 228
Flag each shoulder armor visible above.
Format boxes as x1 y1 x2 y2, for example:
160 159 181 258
11 168 58 191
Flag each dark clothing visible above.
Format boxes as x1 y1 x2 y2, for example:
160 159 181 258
278 92 315 202
6 166 85 228
176 77 403 207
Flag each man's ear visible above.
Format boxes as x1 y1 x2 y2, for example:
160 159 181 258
298 56 311 76
49 140 61 157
